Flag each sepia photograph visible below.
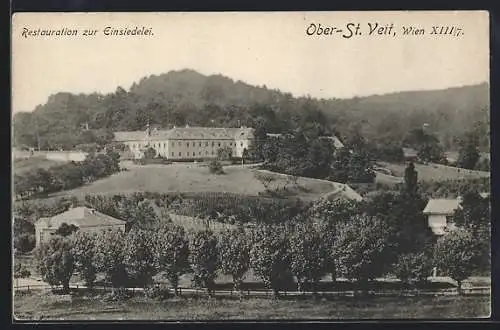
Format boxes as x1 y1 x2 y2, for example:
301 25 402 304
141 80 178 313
11 11 491 320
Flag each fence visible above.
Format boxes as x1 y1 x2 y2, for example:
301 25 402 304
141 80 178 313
13 283 491 298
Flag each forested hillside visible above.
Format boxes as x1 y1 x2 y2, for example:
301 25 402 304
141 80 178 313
13 69 489 152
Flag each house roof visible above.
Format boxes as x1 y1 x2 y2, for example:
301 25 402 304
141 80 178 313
114 131 149 142
320 183 363 202
114 127 254 142
403 147 418 158
320 136 345 149
36 206 126 229
423 199 461 215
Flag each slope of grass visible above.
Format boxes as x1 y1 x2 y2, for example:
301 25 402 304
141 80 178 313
378 162 490 182
13 157 63 175
49 164 335 201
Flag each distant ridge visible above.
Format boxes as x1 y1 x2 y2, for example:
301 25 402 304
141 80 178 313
12 69 489 151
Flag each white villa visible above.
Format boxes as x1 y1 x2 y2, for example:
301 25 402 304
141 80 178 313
423 193 489 235
114 126 254 160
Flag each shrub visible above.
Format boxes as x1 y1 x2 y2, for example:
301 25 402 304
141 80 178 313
209 160 224 175
14 233 36 253
392 251 433 286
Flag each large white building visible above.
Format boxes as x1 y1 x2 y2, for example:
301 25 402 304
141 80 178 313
114 126 254 160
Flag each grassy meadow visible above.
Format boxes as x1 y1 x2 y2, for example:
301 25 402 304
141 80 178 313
47 163 336 202
13 291 490 320
13 157 63 175
377 162 490 182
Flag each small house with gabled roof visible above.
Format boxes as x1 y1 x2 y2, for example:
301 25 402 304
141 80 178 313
34 206 126 247
422 198 461 235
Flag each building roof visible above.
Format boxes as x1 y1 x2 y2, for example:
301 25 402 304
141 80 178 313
423 199 461 215
320 183 363 202
36 206 126 229
319 136 345 149
114 131 149 142
114 127 254 142
403 147 418 158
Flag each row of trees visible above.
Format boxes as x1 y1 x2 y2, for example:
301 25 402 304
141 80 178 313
36 211 487 297
13 151 120 200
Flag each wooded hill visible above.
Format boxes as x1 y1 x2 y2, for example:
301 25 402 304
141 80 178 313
13 69 489 151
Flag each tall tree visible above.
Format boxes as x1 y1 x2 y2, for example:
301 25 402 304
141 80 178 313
94 229 127 290
123 229 157 288
71 231 98 288
456 137 480 169
153 223 190 295
404 162 418 196
217 228 251 297
35 236 74 293
250 225 292 297
434 228 477 294
288 223 329 293
333 215 391 293
188 230 219 297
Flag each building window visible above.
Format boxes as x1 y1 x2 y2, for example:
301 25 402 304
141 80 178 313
218 142 221 147
199 151 201 156
179 152 182 157
205 151 208 155
193 152 196 157
172 142 175 147
187 142 189 147
212 150 214 155
199 142 202 147
178 142 181 146
206 142 209 147
172 152 174 157
212 142 215 147
163 142 166 148
241 142 244 147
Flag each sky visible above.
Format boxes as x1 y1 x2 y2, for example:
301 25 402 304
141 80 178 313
12 11 489 113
